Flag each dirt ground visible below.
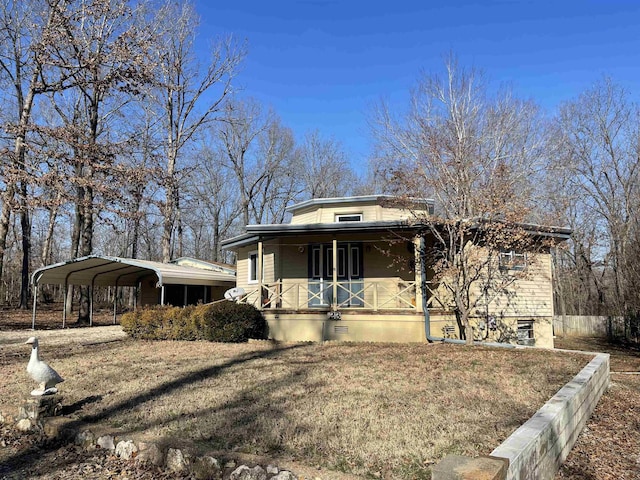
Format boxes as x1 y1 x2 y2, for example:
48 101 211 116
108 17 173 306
0 305 118 331
555 336 640 480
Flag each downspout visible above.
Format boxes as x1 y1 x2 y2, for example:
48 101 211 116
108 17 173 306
419 236 515 349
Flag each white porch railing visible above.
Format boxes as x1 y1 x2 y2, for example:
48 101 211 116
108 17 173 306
239 279 420 311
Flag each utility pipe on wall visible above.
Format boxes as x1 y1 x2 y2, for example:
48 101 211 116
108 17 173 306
419 236 515 349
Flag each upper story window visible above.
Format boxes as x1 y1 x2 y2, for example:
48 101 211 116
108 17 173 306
499 250 527 271
335 213 363 222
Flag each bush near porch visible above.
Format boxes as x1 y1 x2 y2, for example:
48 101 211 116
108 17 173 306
120 301 267 342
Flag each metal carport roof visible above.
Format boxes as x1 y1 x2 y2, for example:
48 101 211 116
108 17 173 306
32 255 236 287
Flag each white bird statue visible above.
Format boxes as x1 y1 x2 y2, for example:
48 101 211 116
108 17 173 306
25 337 64 396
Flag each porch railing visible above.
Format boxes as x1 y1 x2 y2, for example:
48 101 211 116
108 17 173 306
239 279 420 311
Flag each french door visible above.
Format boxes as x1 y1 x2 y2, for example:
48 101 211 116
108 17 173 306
308 243 363 307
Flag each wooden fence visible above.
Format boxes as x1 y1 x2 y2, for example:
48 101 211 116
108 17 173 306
553 315 631 339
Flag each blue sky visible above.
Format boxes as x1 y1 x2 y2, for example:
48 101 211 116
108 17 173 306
195 0 640 170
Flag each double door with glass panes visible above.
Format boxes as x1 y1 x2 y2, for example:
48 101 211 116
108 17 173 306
308 243 363 307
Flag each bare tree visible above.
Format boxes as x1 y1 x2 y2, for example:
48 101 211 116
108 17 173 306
149 0 244 262
186 145 241 260
553 78 640 323
297 130 355 199
0 0 70 307
217 99 296 226
371 55 548 344
39 0 155 322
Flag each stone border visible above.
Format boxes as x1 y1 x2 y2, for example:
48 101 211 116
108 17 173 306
490 352 610 480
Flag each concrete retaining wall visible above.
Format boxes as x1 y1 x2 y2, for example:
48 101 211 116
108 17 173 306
491 352 610 480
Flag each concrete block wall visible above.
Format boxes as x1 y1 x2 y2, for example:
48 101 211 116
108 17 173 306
491 352 610 480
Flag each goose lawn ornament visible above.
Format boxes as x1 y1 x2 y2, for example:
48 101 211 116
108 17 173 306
25 337 64 396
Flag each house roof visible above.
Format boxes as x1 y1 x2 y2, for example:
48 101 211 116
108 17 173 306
221 220 414 249
221 218 572 250
285 195 434 214
32 255 237 287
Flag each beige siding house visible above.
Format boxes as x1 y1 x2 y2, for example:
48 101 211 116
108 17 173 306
222 195 570 348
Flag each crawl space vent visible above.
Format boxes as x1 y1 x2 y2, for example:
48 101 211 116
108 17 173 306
334 325 348 335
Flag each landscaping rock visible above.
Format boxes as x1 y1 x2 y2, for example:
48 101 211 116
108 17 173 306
96 435 115 450
166 447 189 473
74 430 95 447
136 442 164 467
229 465 267 480
115 440 138 460
271 471 297 480
19 396 63 421
15 418 33 432
42 417 76 440
191 455 220 479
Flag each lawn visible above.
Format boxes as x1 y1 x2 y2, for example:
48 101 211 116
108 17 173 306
0 332 589 479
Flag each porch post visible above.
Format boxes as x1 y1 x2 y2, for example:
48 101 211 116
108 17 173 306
160 285 165 305
414 237 423 313
332 238 338 309
184 284 188 306
257 240 263 310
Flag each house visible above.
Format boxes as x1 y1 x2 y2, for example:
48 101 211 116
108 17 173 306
221 195 570 348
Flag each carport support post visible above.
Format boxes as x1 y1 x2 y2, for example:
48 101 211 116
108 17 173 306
113 280 118 325
89 280 94 327
31 283 38 330
62 282 67 329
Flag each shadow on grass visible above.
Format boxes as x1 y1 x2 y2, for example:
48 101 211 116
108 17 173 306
0 342 312 475
61 395 103 416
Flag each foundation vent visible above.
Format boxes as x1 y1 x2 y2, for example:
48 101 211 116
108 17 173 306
334 325 348 335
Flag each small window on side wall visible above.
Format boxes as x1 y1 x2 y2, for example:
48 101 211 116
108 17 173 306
517 320 535 346
499 250 527 271
248 251 258 283
335 213 363 222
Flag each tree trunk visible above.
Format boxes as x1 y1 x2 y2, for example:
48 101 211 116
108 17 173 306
77 185 93 324
41 201 60 267
0 189 14 303
18 187 31 309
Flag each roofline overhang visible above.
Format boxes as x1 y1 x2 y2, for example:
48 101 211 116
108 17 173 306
30 255 162 286
221 221 414 250
412 219 572 241
31 255 236 287
285 195 435 213
221 217 572 250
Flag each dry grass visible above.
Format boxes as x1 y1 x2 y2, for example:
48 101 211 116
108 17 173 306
0 330 589 479
555 336 640 480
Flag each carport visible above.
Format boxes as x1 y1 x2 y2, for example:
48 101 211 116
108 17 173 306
31 255 236 329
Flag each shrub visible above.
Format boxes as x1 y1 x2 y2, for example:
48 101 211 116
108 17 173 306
120 301 267 342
